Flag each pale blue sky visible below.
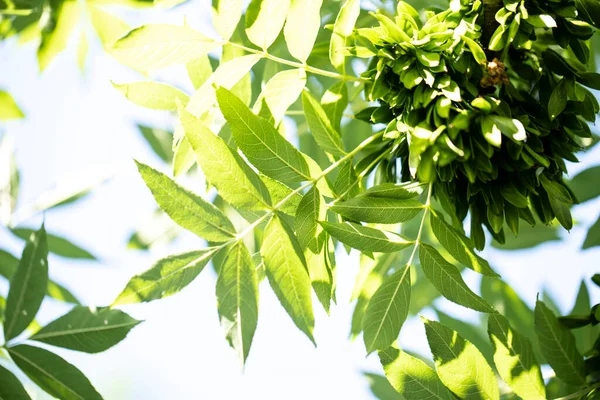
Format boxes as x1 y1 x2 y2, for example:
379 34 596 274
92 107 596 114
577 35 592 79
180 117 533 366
1 2 600 399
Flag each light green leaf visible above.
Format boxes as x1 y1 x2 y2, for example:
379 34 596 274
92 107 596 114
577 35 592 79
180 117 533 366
488 313 545 400
37 0 80 71
284 0 322 63
548 78 568 120
330 196 423 224
364 372 403 400
137 124 173 163
379 346 453 400
0 364 31 400
186 55 213 90
211 0 243 41
11 228 95 260
0 91 24 120
89 6 129 48
419 244 494 313
112 81 189 111
429 213 498 277
321 81 348 132
260 175 302 215
534 300 586 386
8 345 102 400
186 54 262 117
254 69 307 124
30 306 141 353
461 36 487 65
216 241 259 365
304 247 333 314
321 221 413 253
217 86 312 183
77 32 87 70
113 248 214 305
245 0 290 49
302 90 346 156
361 183 422 199
181 108 272 211
423 318 499 400
112 24 218 72
330 0 360 71
136 161 236 242
4 225 48 341
261 214 314 343
295 187 326 252
583 216 600 249
363 265 411 353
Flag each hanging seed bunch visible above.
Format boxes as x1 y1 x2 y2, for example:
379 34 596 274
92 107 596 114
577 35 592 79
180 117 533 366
352 0 600 249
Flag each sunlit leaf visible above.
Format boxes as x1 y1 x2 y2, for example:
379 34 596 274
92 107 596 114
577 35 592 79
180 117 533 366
113 248 214 305
112 81 189 111
8 345 102 400
321 81 348 132
37 0 80 71
254 68 306 125
363 265 411 353
330 197 423 224
321 221 413 253
186 55 213 90
261 214 315 343
245 0 290 49
11 227 95 260
295 187 326 252
284 0 322 63
0 90 24 120
302 90 346 156
423 318 499 400
136 161 236 242
211 0 243 41
364 372 403 400
330 0 360 71
89 5 129 48
4 225 48 341
260 175 302 215
30 306 141 353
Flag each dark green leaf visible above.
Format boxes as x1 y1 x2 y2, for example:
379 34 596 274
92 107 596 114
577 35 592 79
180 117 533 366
0 364 31 400
8 345 102 400
548 78 568 120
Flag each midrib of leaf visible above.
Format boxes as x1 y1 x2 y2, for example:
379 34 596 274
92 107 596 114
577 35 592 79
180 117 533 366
5 235 42 340
9 350 84 400
225 102 310 180
489 314 544 397
539 306 583 381
152 177 235 238
369 265 410 350
32 321 140 340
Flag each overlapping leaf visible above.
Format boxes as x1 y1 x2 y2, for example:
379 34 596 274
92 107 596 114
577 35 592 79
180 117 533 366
321 221 413 253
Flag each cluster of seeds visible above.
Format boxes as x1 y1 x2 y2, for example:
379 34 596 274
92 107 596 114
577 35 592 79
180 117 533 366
354 0 600 249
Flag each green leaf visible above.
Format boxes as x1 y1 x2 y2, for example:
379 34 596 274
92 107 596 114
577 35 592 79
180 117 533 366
0 364 31 399
330 197 423 224
137 124 173 163
217 86 312 183
112 24 218 72
261 214 314 343
37 0 80 71
364 372 403 400
216 241 259 365
321 221 413 253
254 69 307 124
211 0 243 41
181 109 272 211
548 78 568 120
30 306 141 353
302 90 346 156
284 0 322 63
260 175 302 215
11 228 95 260
534 300 586 386
89 6 130 48
361 183 422 199
583 215 600 249
186 55 213 90
379 346 453 400
462 36 487 65
429 213 498 277
136 161 236 242
419 244 494 313
8 345 102 400
295 187 326 252
488 313 546 400
113 248 214 305
4 225 48 341
0 91 24 120
112 81 189 111
423 318 499 400
363 265 411 353
576 72 600 90
491 222 560 250
569 165 600 203
245 0 290 49
330 0 360 71
568 280 596 352
321 81 348 132
304 246 333 314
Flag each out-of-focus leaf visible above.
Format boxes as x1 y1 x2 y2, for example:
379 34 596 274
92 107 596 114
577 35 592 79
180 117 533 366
0 90 24 120
492 222 561 250
0 135 19 225
112 81 189 111
30 306 141 353
89 5 129 48
3 225 48 341
583 214 600 249
0 364 32 399
11 227 96 259
363 372 403 400
211 0 243 41
8 345 102 400
37 0 80 71
137 125 174 163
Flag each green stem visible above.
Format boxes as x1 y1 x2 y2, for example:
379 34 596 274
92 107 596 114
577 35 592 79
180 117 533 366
405 182 433 267
224 41 366 83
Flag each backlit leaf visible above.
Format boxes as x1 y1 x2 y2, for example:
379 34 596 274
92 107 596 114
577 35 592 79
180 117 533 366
284 0 322 63
302 90 346 156
330 196 423 224
89 6 129 48
11 228 95 260
112 81 189 111
330 0 360 71
295 187 326 252
245 0 290 49
211 0 243 41
0 91 24 120
321 81 348 132
321 221 413 253
37 0 80 71
254 69 307 124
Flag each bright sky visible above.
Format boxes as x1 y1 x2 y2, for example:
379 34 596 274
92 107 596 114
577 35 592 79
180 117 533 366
1 2 600 399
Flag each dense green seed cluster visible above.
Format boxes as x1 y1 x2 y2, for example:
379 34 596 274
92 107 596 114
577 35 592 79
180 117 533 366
354 0 600 249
